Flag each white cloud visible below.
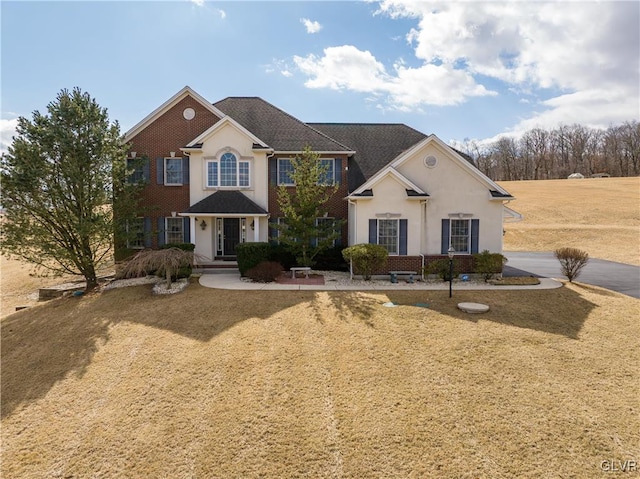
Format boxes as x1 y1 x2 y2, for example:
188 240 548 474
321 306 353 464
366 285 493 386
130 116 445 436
375 0 639 134
189 0 204 6
301 18 322 34
0 118 18 155
293 45 495 110
217 8 226 19
292 1 638 137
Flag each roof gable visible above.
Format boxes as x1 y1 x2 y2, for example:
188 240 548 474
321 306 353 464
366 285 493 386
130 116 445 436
214 97 353 153
184 190 268 215
124 86 225 142
390 135 513 198
185 116 269 149
349 166 426 198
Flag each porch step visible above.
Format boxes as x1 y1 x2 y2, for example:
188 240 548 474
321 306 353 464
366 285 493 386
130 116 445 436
195 268 239 275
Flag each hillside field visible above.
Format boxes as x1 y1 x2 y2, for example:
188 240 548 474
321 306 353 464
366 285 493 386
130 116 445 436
499 177 640 265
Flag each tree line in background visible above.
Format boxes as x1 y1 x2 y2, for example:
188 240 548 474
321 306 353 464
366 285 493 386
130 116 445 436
458 121 640 181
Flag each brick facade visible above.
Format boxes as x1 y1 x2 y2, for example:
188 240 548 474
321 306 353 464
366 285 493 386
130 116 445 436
268 154 350 245
127 97 220 247
364 255 480 276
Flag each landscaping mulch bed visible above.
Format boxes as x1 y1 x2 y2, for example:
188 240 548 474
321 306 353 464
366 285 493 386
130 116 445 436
489 276 541 286
274 273 325 285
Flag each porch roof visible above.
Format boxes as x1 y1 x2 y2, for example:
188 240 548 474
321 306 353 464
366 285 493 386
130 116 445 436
184 190 268 215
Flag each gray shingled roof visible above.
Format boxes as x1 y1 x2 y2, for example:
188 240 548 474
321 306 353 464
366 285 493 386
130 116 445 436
308 123 428 192
213 97 352 153
185 190 268 215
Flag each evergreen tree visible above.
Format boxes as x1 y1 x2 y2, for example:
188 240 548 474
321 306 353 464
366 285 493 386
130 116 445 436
1 88 142 291
274 146 342 267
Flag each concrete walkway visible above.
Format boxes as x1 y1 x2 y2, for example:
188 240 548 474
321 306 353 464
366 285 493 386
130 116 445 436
199 273 562 291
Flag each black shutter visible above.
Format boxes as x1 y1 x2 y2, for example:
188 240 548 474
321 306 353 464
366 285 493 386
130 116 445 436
182 157 190 185
441 219 450 254
156 158 164 185
269 158 278 185
157 217 165 247
143 217 152 248
471 219 480 254
334 158 342 185
183 217 191 243
399 219 408 255
369 219 377 244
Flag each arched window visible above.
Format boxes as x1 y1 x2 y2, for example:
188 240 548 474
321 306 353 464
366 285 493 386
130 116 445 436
220 152 237 186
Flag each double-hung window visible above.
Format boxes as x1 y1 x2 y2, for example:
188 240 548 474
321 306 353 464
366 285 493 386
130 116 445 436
450 219 470 253
165 217 184 244
165 158 183 185
378 219 399 254
315 217 336 246
206 152 250 187
126 218 145 249
127 159 145 183
278 159 295 186
318 159 335 185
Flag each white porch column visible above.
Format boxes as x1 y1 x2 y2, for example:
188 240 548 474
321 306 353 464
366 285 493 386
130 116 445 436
253 216 260 242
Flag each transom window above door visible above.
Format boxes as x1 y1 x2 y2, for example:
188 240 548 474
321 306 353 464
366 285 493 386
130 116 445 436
206 152 250 188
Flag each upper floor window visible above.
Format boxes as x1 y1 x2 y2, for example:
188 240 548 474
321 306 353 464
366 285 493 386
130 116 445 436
450 219 470 253
318 159 335 185
165 158 183 186
127 158 147 184
277 158 336 186
278 158 295 186
207 152 250 188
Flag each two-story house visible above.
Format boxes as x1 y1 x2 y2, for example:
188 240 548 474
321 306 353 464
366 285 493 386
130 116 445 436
121 86 520 273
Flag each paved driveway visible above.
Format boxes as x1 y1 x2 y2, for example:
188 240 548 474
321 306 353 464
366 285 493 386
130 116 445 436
504 252 640 299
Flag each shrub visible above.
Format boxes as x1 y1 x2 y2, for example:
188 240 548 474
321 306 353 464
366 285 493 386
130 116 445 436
245 261 284 283
424 258 463 281
160 242 195 252
314 245 349 271
554 247 589 282
268 243 297 270
236 242 272 276
342 244 388 280
117 248 194 288
473 250 508 282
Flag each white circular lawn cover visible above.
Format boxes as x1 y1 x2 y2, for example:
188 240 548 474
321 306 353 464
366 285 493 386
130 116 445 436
457 302 490 314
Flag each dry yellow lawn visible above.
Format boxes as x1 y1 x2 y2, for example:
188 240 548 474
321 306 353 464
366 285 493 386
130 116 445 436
499 177 640 265
2 282 639 478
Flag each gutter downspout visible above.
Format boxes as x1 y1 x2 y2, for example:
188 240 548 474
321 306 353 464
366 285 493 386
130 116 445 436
419 254 425 281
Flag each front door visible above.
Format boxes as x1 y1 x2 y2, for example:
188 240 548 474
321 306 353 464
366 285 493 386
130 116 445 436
223 218 240 256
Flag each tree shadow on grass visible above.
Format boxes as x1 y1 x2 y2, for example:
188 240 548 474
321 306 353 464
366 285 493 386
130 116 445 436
309 291 380 328
1 282 311 419
384 286 598 340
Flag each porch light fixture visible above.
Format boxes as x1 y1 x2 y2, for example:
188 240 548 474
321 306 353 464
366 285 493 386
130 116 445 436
200 220 207 231
250 220 255 231
448 247 455 298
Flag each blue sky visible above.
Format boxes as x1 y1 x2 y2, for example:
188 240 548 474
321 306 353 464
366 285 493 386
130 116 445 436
2 1 639 153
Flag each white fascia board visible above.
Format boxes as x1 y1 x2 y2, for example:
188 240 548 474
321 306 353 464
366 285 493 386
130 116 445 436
179 212 269 217
351 166 426 196
186 116 269 148
392 134 513 197
124 86 226 142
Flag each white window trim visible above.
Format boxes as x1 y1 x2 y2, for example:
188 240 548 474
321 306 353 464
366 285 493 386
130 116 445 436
126 217 145 249
450 218 471 254
164 157 183 186
205 156 251 189
318 158 335 186
165 217 184 245
277 158 295 186
377 218 399 256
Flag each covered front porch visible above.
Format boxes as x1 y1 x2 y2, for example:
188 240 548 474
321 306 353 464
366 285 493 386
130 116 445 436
182 190 269 265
